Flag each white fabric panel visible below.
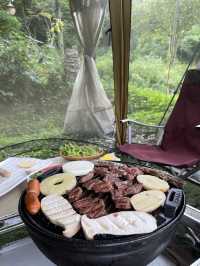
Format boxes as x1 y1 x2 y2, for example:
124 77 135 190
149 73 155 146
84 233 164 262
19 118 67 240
64 0 114 137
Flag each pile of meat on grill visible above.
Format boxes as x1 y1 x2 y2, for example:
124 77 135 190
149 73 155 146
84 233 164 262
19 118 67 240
67 162 147 219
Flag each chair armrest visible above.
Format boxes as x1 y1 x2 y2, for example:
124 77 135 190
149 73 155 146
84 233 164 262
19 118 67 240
121 119 165 144
121 119 164 129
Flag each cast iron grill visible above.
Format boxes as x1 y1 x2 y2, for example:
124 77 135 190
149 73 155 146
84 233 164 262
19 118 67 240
19 164 186 266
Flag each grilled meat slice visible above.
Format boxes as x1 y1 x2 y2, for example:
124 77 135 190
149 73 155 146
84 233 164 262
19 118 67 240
68 187 84 203
73 197 93 209
82 179 100 190
125 183 143 196
114 197 132 210
92 180 113 193
111 189 124 200
103 174 121 184
94 167 109 177
87 202 106 219
79 171 94 183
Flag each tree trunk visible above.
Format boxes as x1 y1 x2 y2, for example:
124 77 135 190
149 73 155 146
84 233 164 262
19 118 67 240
55 0 64 57
23 0 32 11
15 0 25 18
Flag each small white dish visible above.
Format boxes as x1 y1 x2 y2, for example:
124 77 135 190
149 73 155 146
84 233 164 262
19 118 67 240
62 161 94 176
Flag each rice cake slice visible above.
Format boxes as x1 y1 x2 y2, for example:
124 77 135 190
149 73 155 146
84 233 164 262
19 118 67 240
130 190 166 213
81 211 157 240
137 175 169 192
41 195 81 238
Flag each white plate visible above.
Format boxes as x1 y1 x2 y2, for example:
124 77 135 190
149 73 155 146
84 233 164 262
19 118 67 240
0 157 54 197
62 161 94 176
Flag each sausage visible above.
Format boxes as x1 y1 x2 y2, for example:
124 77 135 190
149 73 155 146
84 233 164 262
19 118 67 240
27 179 40 196
25 192 41 215
25 179 41 215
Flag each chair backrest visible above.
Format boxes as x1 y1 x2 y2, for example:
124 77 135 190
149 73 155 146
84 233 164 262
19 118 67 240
161 69 200 155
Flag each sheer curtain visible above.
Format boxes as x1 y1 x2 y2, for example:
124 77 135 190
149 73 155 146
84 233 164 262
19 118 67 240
64 0 114 138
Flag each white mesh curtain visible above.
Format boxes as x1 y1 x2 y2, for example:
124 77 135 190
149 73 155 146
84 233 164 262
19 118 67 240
64 0 114 138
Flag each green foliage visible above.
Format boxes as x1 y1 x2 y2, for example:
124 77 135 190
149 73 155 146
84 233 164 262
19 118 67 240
184 182 200 209
132 0 200 60
129 57 186 92
0 30 64 100
0 10 21 34
97 52 180 124
0 0 76 103
0 3 65 100
178 25 200 62
128 86 174 124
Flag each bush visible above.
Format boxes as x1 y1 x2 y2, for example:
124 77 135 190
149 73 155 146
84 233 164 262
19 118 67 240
0 30 64 103
178 25 200 62
97 53 186 96
129 57 186 93
0 10 21 34
128 86 175 124
133 34 169 60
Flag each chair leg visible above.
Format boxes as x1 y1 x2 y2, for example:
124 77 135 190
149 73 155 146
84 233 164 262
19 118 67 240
128 124 132 144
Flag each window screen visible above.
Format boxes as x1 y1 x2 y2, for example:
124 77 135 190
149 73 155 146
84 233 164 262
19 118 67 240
0 0 114 147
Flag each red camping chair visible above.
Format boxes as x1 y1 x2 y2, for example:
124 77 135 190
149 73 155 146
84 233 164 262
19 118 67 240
119 69 200 178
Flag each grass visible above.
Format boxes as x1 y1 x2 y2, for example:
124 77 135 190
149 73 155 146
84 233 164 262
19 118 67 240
184 182 200 209
0 101 65 148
